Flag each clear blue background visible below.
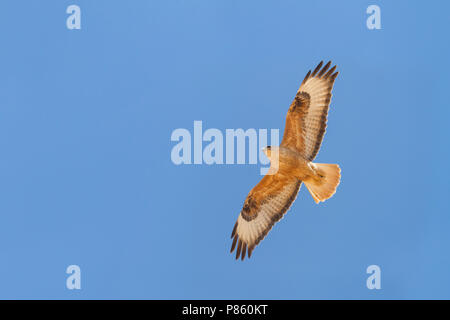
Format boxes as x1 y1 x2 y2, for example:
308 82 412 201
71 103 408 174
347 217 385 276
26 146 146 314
0 0 449 299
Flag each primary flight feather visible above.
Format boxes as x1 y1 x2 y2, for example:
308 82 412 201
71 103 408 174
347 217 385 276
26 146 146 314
230 60 341 260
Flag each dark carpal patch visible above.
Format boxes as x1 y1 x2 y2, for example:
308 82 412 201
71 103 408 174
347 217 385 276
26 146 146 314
241 196 258 221
291 92 310 112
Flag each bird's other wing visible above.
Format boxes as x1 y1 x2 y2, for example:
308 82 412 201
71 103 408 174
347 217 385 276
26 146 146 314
230 174 302 260
281 61 339 161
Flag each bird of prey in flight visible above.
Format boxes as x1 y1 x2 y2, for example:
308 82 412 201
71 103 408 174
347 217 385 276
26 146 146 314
230 60 341 260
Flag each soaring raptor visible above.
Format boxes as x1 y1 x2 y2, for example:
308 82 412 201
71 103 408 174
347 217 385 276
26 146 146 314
230 61 341 260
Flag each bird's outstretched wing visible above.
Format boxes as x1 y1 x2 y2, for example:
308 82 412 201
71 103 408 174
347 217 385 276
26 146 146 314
230 174 302 260
281 61 339 161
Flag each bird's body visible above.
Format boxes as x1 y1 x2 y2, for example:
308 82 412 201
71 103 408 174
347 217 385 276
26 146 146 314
230 60 341 260
264 146 320 182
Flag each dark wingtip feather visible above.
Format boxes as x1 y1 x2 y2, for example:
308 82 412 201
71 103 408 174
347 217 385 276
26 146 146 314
236 239 242 260
231 222 237 239
301 70 311 86
230 235 237 253
318 61 331 77
248 246 254 258
330 71 339 82
311 61 324 77
241 243 247 261
324 65 337 79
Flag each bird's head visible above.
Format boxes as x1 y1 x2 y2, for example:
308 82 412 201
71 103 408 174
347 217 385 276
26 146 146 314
262 146 272 158
263 146 280 160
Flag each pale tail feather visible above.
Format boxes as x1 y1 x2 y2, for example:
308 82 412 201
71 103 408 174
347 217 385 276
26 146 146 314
304 163 341 203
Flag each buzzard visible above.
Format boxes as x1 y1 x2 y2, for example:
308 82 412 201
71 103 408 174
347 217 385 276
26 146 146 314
230 61 341 260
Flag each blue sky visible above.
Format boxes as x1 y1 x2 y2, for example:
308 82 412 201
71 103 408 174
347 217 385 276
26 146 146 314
0 0 449 299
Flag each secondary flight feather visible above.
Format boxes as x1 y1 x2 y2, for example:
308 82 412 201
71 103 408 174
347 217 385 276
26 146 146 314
230 60 341 260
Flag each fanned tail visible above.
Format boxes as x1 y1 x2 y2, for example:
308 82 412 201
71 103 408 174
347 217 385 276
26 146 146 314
304 163 341 203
